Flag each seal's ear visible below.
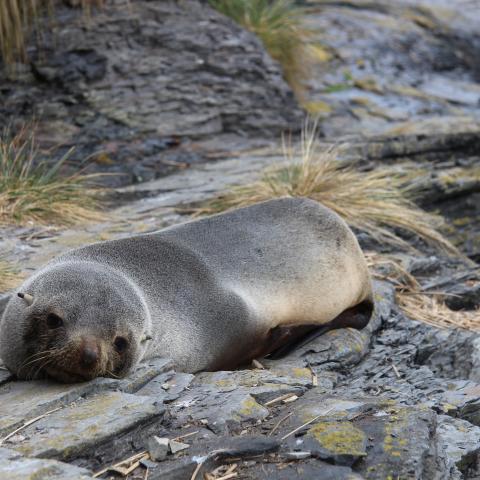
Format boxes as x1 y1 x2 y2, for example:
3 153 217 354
17 292 34 306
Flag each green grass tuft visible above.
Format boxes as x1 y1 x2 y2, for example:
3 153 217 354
210 0 311 98
0 0 103 65
0 127 103 226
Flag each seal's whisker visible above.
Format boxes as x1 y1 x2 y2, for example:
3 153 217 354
18 349 57 373
31 357 55 380
23 356 51 380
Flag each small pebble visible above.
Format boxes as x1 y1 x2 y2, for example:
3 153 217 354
284 451 311 460
148 436 169 461
169 440 190 454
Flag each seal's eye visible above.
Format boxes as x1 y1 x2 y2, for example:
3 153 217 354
46 313 63 329
114 336 128 353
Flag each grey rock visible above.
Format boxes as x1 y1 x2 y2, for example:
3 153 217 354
241 459 365 480
438 381 480 427
206 435 280 458
0 377 118 437
0 447 94 479
356 404 436 479
194 366 316 404
283 451 312 460
417 328 480 383
11 392 164 461
115 358 175 394
0 358 171 438
301 420 367 466
0 0 302 185
137 371 194 402
140 458 158 469
169 440 190 454
445 283 480 311
148 436 170 461
436 414 480 479
305 0 480 139
147 457 199 480
171 388 269 434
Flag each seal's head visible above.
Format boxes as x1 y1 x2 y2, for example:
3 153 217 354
0 261 151 383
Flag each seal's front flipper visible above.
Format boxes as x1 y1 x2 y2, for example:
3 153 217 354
266 300 374 359
328 300 374 331
266 324 331 360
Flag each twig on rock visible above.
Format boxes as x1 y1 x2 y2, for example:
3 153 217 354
281 407 333 440
0 407 62 445
264 393 296 406
93 451 149 478
268 412 292 436
173 430 199 441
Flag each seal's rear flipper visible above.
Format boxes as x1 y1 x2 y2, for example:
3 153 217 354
267 299 374 359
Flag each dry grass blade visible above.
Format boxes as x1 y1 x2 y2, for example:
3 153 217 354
0 0 104 65
196 123 459 256
0 128 104 226
398 291 480 332
281 408 333 440
0 407 62 444
93 451 148 478
0 259 22 292
209 0 311 98
365 251 480 332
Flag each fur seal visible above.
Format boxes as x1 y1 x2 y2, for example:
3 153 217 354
0 198 373 382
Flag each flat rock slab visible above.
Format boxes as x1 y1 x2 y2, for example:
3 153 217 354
137 371 194 402
270 391 437 478
436 380 480 426
0 378 117 437
0 357 172 438
241 460 365 480
355 404 435 479
171 389 269 434
436 414 480 473
0 0 302 185
0 447 94 479
9 392 164 461
113 358 174 394
193 365 319 404
147 435 280 480
302 421 368 466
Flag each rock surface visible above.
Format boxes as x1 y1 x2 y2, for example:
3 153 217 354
0 447 94 480
0 0 302 186
304 0 480 138
1 0 480 478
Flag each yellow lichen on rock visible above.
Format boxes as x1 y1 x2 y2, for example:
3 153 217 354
306 421 367 456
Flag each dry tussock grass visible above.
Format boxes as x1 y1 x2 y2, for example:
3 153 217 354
366 252 480 332
0 128 103 226
210 0 311 98
0 0 103 65
197 126 459 255
0 259 22 292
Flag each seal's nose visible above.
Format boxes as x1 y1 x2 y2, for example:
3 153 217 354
82 346 98 367
79 338 100 368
